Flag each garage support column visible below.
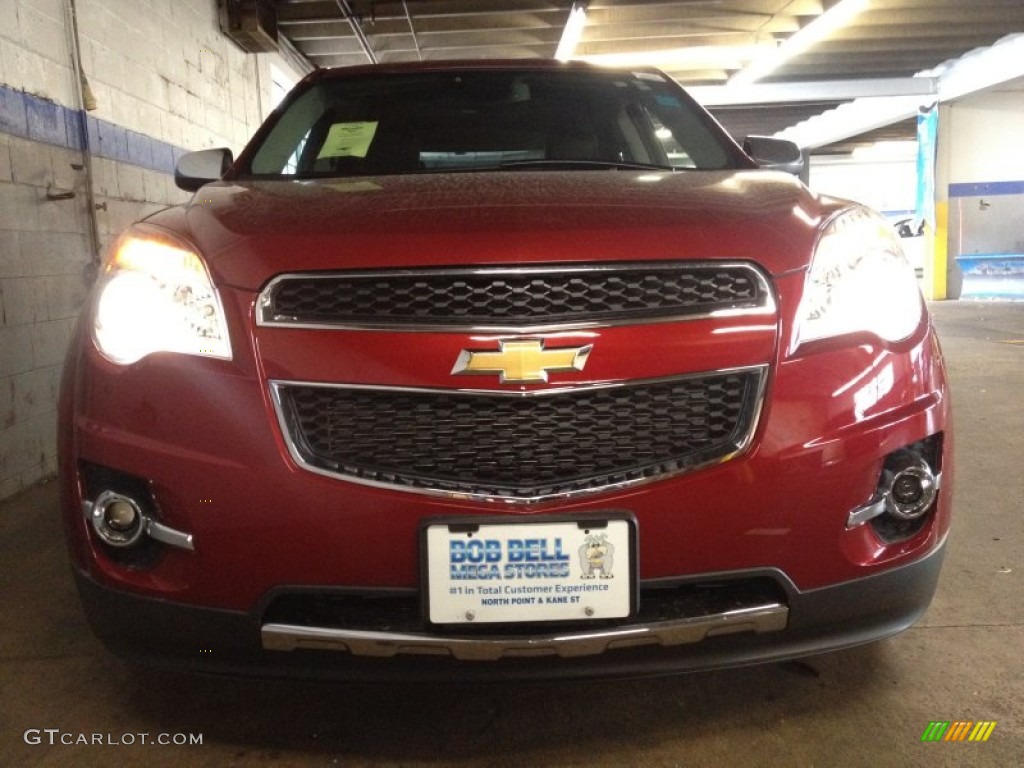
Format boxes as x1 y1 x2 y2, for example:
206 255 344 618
925 104 952 301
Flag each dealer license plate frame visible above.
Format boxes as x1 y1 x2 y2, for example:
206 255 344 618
420 512 638 626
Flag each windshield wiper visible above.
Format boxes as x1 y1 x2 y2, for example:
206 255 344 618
497 159 675 172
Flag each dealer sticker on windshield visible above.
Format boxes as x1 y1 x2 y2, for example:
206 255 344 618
423 515 637 625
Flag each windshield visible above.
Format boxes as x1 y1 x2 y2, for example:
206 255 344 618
244 68 742 178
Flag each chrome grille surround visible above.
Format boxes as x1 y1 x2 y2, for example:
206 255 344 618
257 262 774 333
270 367 767 503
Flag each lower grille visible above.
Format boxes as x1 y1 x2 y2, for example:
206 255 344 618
262 578 787 635
272 368 765 501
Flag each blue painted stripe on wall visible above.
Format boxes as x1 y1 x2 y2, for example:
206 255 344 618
64 108 84 152
0 86 29 136
0 83 188 176
26 98 67 146
949 180 1024 197
127 129 154 168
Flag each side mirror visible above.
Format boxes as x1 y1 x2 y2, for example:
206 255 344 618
175 148 234 192
894 217 926 238
743 136 805 177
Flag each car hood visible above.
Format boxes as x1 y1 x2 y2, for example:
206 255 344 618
150 170 843 291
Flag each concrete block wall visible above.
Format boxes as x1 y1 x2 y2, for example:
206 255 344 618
0 121 95 499
0 0 307 499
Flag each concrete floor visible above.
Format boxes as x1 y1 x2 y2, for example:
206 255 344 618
1 301 1021 767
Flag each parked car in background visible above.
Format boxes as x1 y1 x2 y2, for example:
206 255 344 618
60 61 951 681
894 216 926 278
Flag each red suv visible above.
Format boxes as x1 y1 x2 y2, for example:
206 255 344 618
60 61 951 681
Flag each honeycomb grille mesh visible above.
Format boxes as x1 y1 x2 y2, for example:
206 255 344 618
263 264 766 328
276 371 763 500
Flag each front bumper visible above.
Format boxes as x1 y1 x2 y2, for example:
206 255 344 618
73 535 945 682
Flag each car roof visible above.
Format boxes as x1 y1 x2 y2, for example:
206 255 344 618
307 58 667 83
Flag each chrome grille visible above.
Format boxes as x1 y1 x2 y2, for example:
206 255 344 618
259 263 769 330
272 369 765 501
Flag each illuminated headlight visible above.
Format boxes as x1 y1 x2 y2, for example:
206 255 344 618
795 207 923 347
93 226 231 365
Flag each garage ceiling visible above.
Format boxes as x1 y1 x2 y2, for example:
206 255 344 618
270 0 1024 150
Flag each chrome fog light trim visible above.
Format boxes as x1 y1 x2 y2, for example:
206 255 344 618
83 493 195 551
89 491 146 548
146 520 195 551
847 497 887 528
847 471 942 529
884 461 938 521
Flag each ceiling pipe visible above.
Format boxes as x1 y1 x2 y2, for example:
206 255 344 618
335 0 378 64
691 78 938 107
776 33 1024 149
402 0 423 61
63 0 103 269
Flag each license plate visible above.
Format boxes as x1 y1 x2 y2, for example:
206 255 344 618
422 515 637 625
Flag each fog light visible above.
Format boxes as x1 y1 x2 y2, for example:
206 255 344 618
104 500 138 531
884 459 937 521
91 491 146 547
892 474 923 506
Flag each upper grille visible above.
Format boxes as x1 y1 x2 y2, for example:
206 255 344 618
259 263 769 330
261 577 787 635
273 369 764 501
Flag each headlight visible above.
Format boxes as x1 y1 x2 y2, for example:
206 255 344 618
795 207 923 347
93 226 232 365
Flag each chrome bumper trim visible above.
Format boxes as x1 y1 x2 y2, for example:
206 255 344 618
261 603 789 661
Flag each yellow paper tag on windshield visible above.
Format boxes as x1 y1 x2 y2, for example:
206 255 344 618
316 121 378 159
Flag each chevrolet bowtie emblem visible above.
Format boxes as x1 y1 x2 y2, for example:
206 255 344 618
452 340 592 384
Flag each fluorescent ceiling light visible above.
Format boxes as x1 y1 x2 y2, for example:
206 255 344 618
555 2 587 62
730 0 869 86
